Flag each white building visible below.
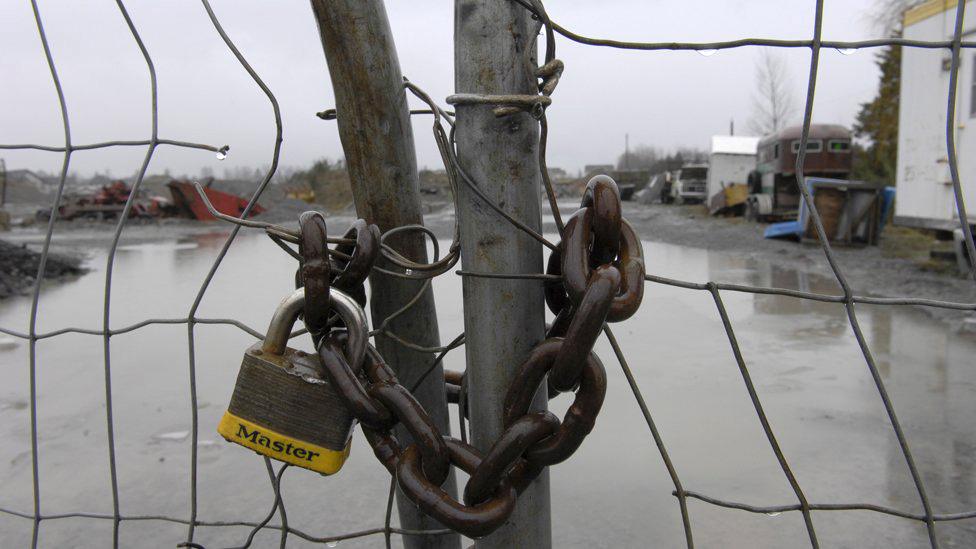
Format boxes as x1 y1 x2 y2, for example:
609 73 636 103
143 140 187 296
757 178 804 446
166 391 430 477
706 135 760 201
6 169 46 191
895 0 975 231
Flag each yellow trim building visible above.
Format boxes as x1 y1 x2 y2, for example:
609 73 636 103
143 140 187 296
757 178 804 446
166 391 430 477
894 0 976 232
904 0 963 27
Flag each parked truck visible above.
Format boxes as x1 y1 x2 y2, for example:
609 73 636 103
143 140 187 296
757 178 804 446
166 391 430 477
668 163 709 204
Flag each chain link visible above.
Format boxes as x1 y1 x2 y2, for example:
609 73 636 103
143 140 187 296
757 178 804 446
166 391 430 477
296 212 331 335
290 171 641 537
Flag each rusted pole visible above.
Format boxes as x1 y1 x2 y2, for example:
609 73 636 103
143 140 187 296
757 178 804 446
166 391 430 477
309 2 460 549
454 1 552 547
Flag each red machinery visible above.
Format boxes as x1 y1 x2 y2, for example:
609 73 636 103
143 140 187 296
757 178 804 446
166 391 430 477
167 180 264 221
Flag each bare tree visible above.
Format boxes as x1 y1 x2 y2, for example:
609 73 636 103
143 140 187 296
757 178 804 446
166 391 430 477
616 144 660 170
868 0 926 36
748 50 798 136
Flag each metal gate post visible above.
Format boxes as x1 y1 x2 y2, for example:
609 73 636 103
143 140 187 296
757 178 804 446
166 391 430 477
309 2 460 548
453 1 552 547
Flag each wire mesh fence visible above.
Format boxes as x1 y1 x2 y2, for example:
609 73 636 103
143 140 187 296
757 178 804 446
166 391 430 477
1 0 975 548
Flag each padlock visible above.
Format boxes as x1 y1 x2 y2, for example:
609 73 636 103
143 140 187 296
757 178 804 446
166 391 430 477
217 287 368 475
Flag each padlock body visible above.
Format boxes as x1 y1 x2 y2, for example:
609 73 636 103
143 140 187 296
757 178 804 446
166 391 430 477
218 342 354 475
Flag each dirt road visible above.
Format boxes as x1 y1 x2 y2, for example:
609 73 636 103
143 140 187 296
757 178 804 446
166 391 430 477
623 202 976 327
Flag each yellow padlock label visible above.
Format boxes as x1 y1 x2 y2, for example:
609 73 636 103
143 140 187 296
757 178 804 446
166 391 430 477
217 412 351 475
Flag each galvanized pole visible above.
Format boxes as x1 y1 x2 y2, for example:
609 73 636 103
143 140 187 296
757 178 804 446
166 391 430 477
454 1 552 547
309 2 460 549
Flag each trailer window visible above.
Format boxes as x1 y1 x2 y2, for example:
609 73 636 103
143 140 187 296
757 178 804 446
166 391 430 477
827 140 851 153
791 139 822 153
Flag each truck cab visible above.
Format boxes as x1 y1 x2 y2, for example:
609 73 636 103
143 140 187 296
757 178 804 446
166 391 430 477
670 164 709 204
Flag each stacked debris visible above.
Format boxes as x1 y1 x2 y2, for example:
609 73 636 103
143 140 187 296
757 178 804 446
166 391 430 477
33 179 266 223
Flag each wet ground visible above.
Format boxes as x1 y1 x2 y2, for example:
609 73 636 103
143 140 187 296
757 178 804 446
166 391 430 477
619 202 976 329
1 211 976 548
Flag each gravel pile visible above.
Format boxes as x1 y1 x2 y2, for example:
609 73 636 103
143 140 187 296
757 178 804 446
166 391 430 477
0 239 85 299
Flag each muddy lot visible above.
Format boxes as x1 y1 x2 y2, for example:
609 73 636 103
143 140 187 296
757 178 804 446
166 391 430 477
3 198 974 330
621 202 976 327
2 198 976 548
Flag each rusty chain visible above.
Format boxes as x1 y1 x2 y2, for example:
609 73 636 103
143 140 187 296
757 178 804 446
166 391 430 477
187 42 642 539
283 175 643 538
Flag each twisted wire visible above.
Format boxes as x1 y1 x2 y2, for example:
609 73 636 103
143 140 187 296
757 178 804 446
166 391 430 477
3 0 975 547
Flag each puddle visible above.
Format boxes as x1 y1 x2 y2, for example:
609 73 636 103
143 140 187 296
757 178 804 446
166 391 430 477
0 231 974 548
151 430 190 443
116 241 200 253
0 399 29 412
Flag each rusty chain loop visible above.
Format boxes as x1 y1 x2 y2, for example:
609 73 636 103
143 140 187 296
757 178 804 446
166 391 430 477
504 340 607 469
581 174 622 263
331 219 380 307
546 175 646 323
279 178 643 538
318 335 394 428
397 440 517 539
549 264 619 392
369 381 452 485
296 214 380 339
297 212 331 336
463 411 559 505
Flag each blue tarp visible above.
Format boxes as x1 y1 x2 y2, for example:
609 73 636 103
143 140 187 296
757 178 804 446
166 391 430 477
763 220 802 240
880 186 896 230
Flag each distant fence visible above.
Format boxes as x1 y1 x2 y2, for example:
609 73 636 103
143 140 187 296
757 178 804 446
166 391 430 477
1 1 976 548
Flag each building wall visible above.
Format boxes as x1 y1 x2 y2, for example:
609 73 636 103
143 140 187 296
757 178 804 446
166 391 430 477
707 153 756 200
896 1 975 229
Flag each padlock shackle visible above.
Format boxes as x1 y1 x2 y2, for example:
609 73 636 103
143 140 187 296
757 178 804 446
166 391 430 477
262 287 368 371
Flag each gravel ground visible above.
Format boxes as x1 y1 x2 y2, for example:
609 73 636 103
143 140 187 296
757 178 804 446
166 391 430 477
623 202 976 327
0 239 85 299
413 198 976 327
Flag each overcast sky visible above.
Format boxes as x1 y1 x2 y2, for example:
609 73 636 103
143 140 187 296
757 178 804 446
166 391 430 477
1 0 897 179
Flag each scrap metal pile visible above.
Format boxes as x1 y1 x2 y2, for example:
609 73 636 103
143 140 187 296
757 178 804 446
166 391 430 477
36 179 262 222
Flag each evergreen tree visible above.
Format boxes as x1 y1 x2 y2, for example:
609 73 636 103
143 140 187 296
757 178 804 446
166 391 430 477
852 41 901 184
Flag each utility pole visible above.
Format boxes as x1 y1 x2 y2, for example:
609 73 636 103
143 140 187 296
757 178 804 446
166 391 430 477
309 2 460 549
625 133 630 169
0 159 6 207
0 159 8 232
454 1 552 547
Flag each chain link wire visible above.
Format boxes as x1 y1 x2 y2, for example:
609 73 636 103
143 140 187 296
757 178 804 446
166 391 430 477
2 0 976 547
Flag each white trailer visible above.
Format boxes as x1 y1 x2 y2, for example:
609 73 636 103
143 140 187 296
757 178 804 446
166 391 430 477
707 135 759 202
895 0 975 232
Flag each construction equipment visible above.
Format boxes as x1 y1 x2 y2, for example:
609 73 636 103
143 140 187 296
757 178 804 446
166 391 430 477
167 179 264 220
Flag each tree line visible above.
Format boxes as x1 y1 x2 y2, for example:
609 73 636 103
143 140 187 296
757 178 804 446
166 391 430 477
616 146 707 174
